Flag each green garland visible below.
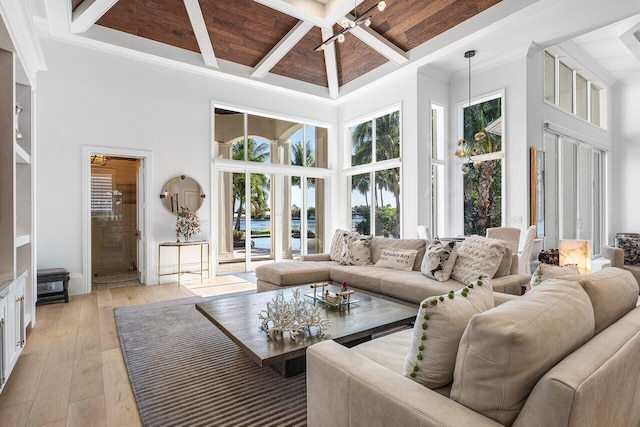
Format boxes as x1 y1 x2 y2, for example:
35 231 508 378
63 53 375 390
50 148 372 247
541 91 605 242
409 275 487 379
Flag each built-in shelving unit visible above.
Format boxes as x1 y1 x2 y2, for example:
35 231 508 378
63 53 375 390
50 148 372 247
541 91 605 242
0 6 41 393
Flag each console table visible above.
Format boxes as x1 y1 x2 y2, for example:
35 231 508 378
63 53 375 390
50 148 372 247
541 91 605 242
158 241 210 285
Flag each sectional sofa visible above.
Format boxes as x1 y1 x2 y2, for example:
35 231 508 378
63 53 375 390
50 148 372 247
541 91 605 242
255 236 531 304
306 267 640 426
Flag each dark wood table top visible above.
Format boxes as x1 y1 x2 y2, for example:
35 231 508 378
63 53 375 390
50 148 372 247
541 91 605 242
195 285 418 368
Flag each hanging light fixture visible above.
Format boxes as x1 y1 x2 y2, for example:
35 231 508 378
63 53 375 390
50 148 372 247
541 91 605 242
455 49 486 174
314 1 386 51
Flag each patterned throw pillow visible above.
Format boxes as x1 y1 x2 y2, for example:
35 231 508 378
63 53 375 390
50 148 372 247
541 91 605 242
375 249 418 271
329 229 349 261
403 276 494 388
451 235 507 285
615 233 640 265
525 263 581 293
421 240 459 282
339 233 373 266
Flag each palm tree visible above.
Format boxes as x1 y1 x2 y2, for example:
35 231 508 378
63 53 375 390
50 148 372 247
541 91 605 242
231 138 270 231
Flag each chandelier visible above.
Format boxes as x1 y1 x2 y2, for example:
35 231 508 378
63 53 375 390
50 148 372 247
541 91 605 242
455 49 486 174
314 1 386 51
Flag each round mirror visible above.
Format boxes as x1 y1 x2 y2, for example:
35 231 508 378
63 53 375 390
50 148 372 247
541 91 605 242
160 175 205 213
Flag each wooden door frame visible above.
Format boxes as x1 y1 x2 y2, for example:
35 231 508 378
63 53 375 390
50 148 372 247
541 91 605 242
82 146 152 293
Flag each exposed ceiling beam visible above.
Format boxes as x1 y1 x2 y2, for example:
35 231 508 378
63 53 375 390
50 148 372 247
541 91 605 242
321 27 339 99
349 20 408 65
251 21 314 79
183 0 219 69
44 0 71 36
71 0 119 34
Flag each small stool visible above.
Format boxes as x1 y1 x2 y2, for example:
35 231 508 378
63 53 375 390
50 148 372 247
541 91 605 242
37 268 70 304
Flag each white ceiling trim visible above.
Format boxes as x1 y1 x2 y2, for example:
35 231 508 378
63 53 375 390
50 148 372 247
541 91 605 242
71 0 119 34
44 0 71 36
321 27 339 99
183 0 219 69
0 0 47 87
620 21 640 67
251 20 313 78
254 0 364 28
349 21 407 64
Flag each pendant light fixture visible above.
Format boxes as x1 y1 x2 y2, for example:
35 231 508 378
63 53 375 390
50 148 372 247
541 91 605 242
314 1 386 51
455 49 485 174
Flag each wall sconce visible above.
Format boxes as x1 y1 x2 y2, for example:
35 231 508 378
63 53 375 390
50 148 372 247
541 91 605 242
559 239 591 274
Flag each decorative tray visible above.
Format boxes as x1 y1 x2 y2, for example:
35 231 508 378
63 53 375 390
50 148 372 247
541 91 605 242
305 293 359 307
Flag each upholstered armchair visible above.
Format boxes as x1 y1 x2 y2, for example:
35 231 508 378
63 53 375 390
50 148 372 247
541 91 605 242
602 233 640 287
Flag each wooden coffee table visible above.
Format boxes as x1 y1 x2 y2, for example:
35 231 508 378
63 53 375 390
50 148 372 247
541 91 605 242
195 284 418 377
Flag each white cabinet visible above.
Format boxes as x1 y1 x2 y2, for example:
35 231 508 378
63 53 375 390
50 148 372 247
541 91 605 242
0 274 25 392
0 291 7 392
5 274 25 376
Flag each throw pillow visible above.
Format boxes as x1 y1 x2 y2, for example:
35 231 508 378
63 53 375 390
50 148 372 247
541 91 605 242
339 233 373 266
375 249 418 271
403 276 494 389
525 263 580 293
615 233 640 265
329 229 349 261
451 235 507 285
420 239 459 282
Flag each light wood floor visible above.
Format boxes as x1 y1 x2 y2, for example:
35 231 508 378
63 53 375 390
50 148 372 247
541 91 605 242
0 275 257 427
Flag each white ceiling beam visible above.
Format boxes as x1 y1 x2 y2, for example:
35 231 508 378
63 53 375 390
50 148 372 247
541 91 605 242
253 0 364 28
183 0 219 69
321 27 339 99
251 21 314 79
71 0 119 34
44 0 72 36
350 22 408 65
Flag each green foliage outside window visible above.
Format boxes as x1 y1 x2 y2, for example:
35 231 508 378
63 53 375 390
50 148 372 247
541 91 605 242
462 98 502 236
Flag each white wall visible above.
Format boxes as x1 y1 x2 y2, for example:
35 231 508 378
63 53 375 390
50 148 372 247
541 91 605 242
36 38 336 294
612 79 640 237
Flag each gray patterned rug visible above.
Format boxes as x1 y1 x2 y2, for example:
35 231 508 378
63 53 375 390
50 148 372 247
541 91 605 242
114 295 307 427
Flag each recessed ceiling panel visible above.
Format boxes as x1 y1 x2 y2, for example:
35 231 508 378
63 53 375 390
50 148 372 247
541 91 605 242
199 0 298 68
97 0 200 53
336 28 388 86
71 0 84 12
271 27 328 87
368 0 502 51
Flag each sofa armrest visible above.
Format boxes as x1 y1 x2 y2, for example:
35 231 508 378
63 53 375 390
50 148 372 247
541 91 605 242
491 274 530 295
602 246 625 268
300 253 331 262
307 340 503 427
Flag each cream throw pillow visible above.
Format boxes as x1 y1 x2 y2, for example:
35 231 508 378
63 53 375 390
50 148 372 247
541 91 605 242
525 263 580 293
451 235 507 284
329 229 349 261
404 276 493 388
421 240 459 282
339 233 373 266
375 249 418 271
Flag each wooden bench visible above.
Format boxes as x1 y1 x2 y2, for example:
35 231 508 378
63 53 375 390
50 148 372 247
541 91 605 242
37 268 70 304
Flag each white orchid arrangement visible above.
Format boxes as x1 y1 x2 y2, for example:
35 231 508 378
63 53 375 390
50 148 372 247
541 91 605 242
176 207 200 241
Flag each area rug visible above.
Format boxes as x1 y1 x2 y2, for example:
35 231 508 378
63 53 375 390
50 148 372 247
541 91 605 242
114 295 307 427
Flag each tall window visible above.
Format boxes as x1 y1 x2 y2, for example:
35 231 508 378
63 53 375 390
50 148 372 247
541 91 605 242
347 109 401 237
431 105 445 238
544 51 604 127
460 95 503 236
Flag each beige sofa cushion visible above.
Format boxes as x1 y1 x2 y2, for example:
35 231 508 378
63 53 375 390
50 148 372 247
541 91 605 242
371 237 427 271
254 261 330 286
329 265 390 294
526 263 580 292
493 246 513 278
513 306 640 427
451 235 507 284
378 271 466 303
450 279 595 426
560 267 639 334
404 277 493 389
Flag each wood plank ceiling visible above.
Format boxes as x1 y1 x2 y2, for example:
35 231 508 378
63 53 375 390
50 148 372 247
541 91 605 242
73 0 502 91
